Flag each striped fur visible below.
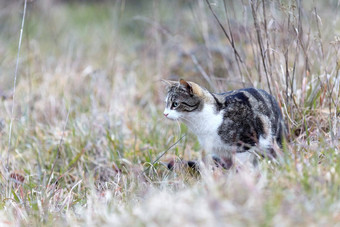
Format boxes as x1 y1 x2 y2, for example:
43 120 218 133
163 79 287 168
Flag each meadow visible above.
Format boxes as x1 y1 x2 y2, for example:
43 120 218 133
0 0 339 226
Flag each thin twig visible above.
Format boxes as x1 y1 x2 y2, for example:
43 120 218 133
143 134 186 174
205 0 241 61
284 13 291 106
262 0 273 79
206 0 253 85
313 7 334 141
6 0 28 171
250 0 272 95
189 54 215 89
222 0 246 85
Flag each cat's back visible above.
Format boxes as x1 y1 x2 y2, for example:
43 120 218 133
216 87 281 120
215 87 285 149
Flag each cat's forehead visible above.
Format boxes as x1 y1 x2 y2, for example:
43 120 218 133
168 86 190 98
168 84 183 91
167 85 188 96
165 80 205 100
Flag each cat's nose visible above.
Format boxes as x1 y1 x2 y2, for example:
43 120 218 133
164 113 169 117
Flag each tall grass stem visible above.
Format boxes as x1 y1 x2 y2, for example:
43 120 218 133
6 0 28 173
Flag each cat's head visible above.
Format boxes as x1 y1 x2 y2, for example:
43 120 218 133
163 79 204 120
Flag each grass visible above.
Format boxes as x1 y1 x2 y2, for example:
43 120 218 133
0 0 339 226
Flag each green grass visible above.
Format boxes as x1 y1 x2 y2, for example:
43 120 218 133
0 0 339 226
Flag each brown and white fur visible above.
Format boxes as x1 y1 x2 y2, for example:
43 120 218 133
163 79 286 169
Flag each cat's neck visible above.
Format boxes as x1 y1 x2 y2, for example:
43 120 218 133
181 93 222 135
181 100 224 151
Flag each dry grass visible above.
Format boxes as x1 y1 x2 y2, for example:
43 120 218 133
0 0 339 226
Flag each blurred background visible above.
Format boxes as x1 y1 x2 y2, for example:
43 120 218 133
0 0 339 225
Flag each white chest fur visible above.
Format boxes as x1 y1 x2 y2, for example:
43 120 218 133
182 104 225 154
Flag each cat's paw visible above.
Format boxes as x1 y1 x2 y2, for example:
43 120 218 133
166 159 199 172
213 156 233 169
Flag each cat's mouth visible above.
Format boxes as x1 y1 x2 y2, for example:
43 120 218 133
164 115 178 121
163 110 179 121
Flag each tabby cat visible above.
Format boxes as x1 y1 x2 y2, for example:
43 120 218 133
163 79 286 169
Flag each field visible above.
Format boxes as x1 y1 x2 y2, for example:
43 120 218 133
0 0 339 226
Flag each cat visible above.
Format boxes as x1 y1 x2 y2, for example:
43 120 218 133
163 79 287 169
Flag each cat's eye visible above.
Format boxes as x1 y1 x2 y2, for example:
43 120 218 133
172 102 179 108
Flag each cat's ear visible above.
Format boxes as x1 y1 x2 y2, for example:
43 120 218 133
161 79 177 86
179 79 193 95
161 79 178 92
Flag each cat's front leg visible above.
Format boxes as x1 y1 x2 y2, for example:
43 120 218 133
166 159 199 171
212 155 233 169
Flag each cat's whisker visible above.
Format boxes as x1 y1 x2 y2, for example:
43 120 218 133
180 116 210 133
175 120 181 134
178 116 196 127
